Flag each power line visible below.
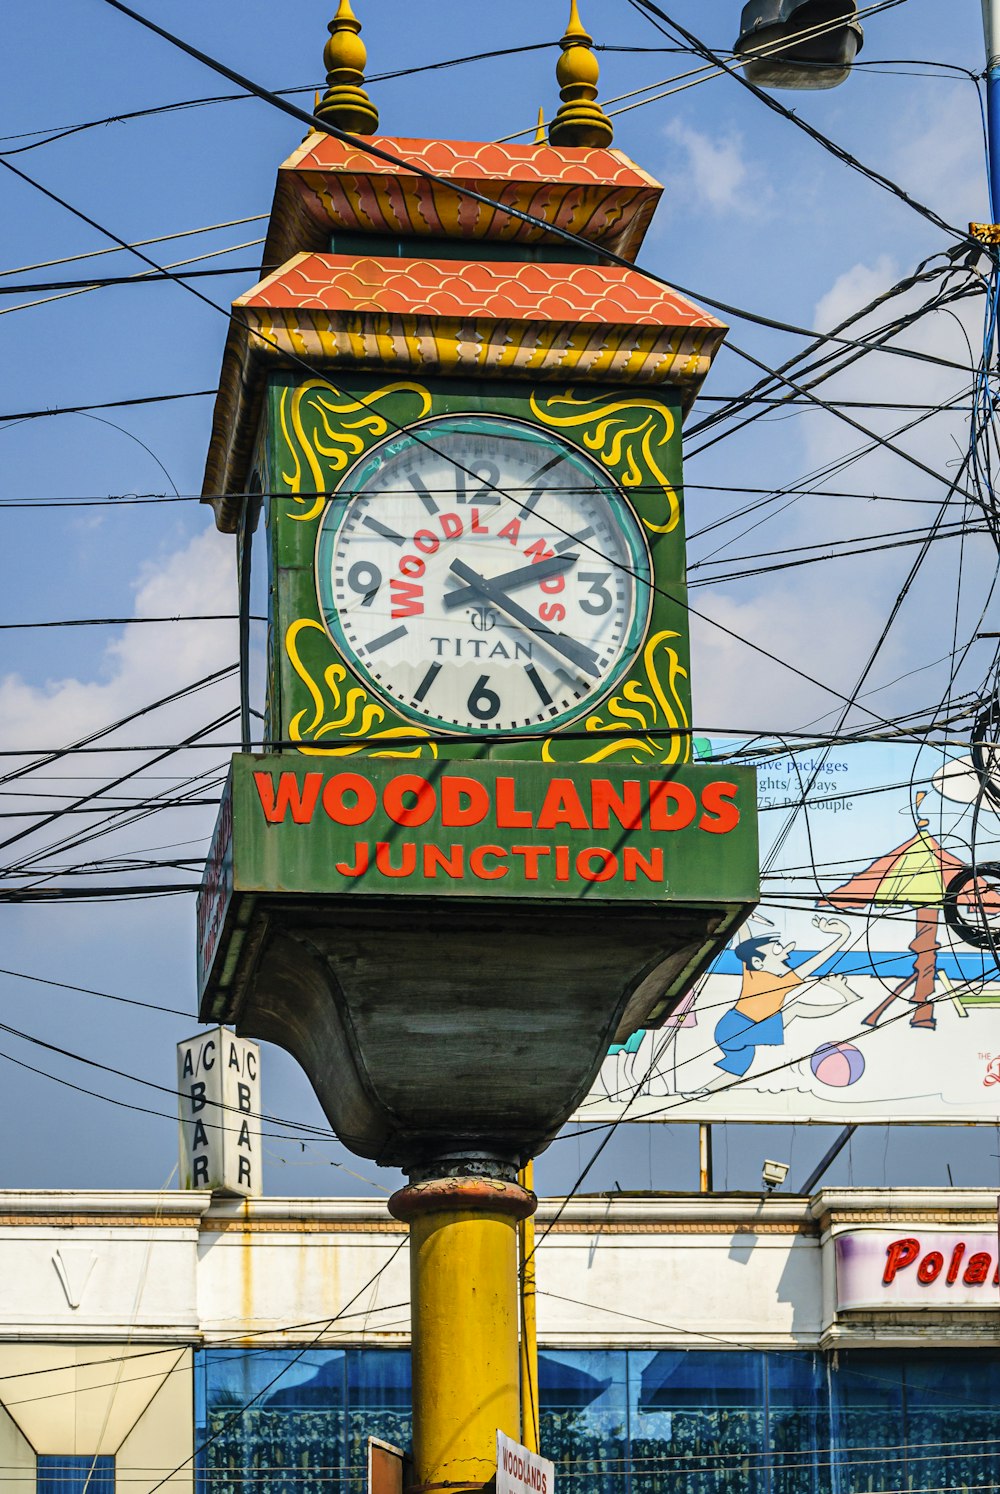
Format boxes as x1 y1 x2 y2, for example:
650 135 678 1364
0 263 268 295
87 0 981 381
0 212 267 279
0 389 215 428
0 963 194 1018
0 614 261 630
0 43 562 156
4 147 963 733
0 663 237 791
626 0 966 242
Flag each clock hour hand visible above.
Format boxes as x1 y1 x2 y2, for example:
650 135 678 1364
447 558 601 677
442 553 578 611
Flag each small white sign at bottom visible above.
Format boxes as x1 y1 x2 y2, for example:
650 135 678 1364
497 1431 554 1494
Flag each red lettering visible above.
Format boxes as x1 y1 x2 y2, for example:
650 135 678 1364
335 843 369 878
623 846 665 883
555 845 570 881
511 845 550 880
413 529 440 555
423 844 464 879
649 781 697 831
577 847 618 882
470 845 507 880
440 776 490 827
470 509 488 534
540 573 565 594
439 512 463 539
525 539 555 563
964 1252 992 1285
495 776 534 829
322 773 378 826
254 770 323 824
400 554 425 578
539 602 566 623
591 779 643 831
699 780 740 834
498 518 522 545
538 779 589 830
374 842 417 878
917 1251 944 1284
883 1237 920 1284
390 578 424 618
383 774 436 827
946 1242 966 1285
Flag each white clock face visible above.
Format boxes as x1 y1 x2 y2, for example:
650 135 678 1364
315 415 651 735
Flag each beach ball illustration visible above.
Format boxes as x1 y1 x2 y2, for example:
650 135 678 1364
810 1042 865 1087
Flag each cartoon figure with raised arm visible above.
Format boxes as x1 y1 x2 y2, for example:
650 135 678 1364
713 915 854 1077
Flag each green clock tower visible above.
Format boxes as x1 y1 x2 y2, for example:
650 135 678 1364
197 5 758 1487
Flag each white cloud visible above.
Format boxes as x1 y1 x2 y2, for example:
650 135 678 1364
689 244 992 736
0 526 238 753
888 87 987 230
0 525 242 885
812 254 900 334
662 119 768 215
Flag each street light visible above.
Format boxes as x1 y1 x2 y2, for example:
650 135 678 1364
734 0 863 90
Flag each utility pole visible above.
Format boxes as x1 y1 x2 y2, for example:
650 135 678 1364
984 0 1000 221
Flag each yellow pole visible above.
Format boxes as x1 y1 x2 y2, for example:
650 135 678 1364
390 1174 536 1490
699 1123 713 1193
518 1162 539 1453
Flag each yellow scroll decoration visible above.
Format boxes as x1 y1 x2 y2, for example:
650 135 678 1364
285 619 438 759
529 390 679 534
279 380 433 524
544 630 690 766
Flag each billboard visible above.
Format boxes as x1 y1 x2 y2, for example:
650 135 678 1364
575 740 1000 1124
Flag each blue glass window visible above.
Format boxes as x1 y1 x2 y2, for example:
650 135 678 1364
196 1347 347 1494
193 1342 1000 1494
767 1352 832 1494
347 1348 413 1494
539 1350 628 1494
831 1351 906 1493
37 1457 114 1494
631 1350 766 1494
900 1350 1000 1494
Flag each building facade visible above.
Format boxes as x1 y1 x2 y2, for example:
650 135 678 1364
0 1187 996 1491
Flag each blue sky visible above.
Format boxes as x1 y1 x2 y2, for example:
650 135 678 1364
1 0 998 1198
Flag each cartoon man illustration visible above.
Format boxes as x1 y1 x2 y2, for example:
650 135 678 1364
714 915 853 1077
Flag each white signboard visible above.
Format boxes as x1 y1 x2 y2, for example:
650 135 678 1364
836 1229 1000 1310
575 740 1000 1125
497 1431 553 1494
177 1028 261 1196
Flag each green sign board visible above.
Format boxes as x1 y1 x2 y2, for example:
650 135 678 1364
198 754 758 1000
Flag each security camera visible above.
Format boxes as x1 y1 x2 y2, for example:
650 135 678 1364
762 1158 790 1191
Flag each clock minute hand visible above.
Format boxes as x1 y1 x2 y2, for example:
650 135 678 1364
448 559 600 677
442 552 577 611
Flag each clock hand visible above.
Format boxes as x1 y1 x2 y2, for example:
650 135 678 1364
442 552 578 611
448 559 601 677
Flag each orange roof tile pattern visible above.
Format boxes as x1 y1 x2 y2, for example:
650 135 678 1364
265 134 662 266
240 253 721 330
288 133 660 188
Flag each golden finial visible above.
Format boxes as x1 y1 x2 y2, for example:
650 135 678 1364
548 0 613 149
534 107 547 145
315 0 379 136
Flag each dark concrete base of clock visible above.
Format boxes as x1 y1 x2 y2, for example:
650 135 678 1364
199 893 752 1170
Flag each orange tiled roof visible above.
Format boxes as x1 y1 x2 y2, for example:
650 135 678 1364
240 253 721 329
264 134 663 267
